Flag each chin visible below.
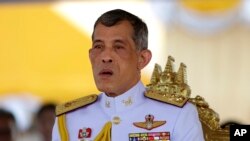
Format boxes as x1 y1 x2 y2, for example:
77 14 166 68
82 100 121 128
96 85 113 93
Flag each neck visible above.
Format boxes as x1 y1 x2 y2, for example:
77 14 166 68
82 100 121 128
105 80 141 97
105 92 119 97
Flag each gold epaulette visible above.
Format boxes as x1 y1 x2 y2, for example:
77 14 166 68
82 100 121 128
144 90 189 107
56 94 98 116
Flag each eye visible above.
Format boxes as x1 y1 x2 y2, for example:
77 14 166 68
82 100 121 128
114 45 124 50
93 44 103 49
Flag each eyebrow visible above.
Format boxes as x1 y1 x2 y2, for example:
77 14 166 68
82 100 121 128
113 39 127 45
93 39 103 44
93 39 126 44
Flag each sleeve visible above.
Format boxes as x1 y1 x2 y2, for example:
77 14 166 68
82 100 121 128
172 102 205 141
52 117 61 141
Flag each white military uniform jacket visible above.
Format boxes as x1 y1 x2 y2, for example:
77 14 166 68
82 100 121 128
52 81 204 141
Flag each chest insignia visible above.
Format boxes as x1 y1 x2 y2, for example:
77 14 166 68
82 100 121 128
133 114 166 130
78 127 92 139
122 96 133 106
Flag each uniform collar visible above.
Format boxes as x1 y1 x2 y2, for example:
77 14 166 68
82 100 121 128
99 81 146 115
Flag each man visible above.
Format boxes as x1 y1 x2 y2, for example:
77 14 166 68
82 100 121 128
52 9 204 141
0 109 16 141
36 103 56 141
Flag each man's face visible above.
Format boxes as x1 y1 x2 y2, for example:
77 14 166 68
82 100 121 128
37 109 55 141
89 20 141 96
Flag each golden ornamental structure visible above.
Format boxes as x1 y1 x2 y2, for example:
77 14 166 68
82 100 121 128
145 56 230 141
145 56 191 107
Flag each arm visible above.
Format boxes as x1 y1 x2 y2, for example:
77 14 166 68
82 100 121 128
172 103 204 141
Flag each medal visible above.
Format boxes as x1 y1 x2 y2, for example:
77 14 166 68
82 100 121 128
133 114 166 130
78 127 92 139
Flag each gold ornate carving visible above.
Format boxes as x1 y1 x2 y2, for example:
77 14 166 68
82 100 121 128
189 96 229 141
146 56 230 140
145 56 190 107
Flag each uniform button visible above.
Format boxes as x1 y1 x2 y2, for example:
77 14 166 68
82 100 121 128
112 116 121 125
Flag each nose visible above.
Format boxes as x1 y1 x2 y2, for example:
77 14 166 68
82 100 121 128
102 58 112 63
101 48 113 63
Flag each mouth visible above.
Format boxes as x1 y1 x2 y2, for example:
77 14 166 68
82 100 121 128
99 69 114 77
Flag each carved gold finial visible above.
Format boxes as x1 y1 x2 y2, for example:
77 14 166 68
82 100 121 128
176 63 187 84
160 56 175 84
150 63 162 85
164 56 175 73
145 56 190 107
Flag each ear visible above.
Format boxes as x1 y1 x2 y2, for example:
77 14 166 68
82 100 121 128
137 49 152 70
89 48 93 60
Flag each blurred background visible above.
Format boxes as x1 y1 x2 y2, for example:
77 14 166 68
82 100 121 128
0 0 250 140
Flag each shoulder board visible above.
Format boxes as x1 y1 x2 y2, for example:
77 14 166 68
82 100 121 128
56 94 98 116
144 90 189 108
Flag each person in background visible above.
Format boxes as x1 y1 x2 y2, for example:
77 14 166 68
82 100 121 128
36 103 56 141
0 109 16 141
52 9 204 141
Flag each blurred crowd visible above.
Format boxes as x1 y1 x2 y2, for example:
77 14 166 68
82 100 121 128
0 96 56 141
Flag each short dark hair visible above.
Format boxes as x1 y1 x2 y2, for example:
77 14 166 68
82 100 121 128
0 109 15 123
36 103 56 118
92 9 148 50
